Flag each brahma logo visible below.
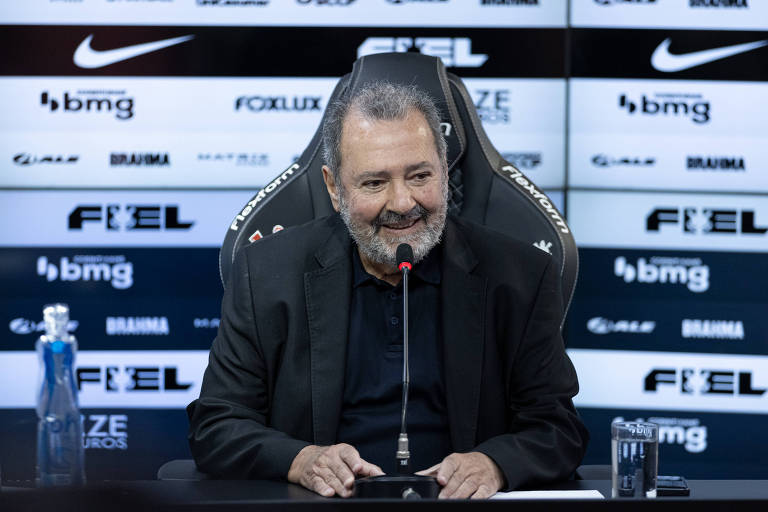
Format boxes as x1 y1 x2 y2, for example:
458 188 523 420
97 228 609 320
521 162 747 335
357 37 488 68
106 317 170 336
689 0 748 8
686 156 745 172
682 319 744 340
110 153 170 167
37 255 134 290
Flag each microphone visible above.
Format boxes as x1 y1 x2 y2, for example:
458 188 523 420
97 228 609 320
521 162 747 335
395 243 414 475
352 244 438 499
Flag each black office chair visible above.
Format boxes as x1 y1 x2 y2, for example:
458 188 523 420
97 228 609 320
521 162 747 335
219 52 578 325
160 52 579 481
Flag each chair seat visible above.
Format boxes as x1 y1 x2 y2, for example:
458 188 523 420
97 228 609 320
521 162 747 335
157 459 210 481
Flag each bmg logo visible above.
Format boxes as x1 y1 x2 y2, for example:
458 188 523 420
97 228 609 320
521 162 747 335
619 93 710 124
40 91 134 120
37 255 134 290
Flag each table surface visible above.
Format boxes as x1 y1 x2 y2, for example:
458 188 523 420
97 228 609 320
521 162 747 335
3 479 768 511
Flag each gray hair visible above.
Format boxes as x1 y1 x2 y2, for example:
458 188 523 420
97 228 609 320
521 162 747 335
321 81 448 187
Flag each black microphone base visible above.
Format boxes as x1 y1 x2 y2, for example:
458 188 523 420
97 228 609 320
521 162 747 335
353 475 439 499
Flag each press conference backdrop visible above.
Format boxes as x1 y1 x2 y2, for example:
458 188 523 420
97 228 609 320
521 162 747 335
0 0 766 482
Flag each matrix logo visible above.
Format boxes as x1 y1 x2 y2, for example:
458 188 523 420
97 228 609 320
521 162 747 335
614 256 709 293
645 368 766 396
481 0 539 4
682 319 745 340
690 0 747 7
37 255 134 290
68 204 194 231
77 366 192 392
235 95 322 112
474 89 510 124
357 37 488 67
686 156 745 172
198 153 270 167
106 317 170 336
618 93 710 124
502 152 541 170
40 90 134 120
646 207 767 235
197 0 269 5
83 414 128 450
13 153 79 166
110 153 170 167
614 416 706 454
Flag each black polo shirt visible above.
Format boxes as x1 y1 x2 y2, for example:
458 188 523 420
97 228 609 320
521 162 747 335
336 244 452 475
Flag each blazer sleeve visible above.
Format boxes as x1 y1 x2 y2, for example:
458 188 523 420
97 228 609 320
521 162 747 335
473 257 589 490
186 247 310 479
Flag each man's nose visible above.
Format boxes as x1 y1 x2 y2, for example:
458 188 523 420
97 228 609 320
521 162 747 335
388 179 416 214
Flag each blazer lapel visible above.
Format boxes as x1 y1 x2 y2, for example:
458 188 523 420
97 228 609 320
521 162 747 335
305 218 352 445
441 219 487 452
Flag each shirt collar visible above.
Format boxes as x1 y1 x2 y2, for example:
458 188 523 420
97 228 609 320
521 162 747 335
352 242 442 288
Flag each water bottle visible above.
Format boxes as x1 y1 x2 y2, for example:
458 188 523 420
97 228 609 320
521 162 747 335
35 303 86 487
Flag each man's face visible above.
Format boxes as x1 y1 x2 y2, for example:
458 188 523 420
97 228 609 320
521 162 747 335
324 108 448 267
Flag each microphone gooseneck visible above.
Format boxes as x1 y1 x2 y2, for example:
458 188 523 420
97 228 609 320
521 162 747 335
395 243 414 475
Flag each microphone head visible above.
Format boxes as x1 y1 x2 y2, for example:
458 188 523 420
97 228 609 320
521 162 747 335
396 243 413 272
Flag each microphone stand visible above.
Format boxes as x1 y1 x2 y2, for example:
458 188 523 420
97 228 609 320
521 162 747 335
354 246 439 499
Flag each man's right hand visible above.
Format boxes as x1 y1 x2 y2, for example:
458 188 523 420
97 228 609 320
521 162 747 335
287 444 384 498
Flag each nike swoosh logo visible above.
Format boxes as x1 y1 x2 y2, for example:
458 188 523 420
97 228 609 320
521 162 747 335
651 37 768 72
74 34 195 69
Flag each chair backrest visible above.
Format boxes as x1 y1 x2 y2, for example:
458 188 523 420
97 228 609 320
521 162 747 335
220 52 578 323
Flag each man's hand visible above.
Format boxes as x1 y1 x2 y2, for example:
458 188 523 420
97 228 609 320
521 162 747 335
287 444 384 498
415 452 505 499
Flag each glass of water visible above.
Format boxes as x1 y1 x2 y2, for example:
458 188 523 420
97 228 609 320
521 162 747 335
611 421 658 498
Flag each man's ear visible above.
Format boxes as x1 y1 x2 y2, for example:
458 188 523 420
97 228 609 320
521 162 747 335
322 165 340 212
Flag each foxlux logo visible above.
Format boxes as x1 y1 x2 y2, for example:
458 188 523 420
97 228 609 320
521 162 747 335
614 416 706 454
646 207 767 235
83 414 128 450
690 0 748 8
69 204 194 231
474 89 510 124
357 38 488 68
37 255 134 290
645 367 766 396
614 256 709 292
77 366 192 392
106 317 169 336
587 317 656 334
9 317 79 335
619 93 710 124
235 96 322 113
40 91 134 120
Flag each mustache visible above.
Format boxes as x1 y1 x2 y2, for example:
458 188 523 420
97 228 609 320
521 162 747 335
373 204 429 230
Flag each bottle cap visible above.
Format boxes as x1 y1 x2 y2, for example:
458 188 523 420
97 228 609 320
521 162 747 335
43 303 70 339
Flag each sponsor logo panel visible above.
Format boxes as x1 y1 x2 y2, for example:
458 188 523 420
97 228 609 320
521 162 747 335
576 408 768 479
0 1 566 27
571 0 768 30
0 131 305 188
570 28 768 81
0 28 565 77
568 134 768 192
0 191 253 246
568 349 768 415
567 190 768 252
0 351 208 408
566 296 768 355
0 248 224 299
0 78 336 131
569 79 768 136
2 297 221 351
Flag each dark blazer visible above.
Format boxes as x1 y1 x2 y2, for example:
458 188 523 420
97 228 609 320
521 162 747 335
187 214 588 490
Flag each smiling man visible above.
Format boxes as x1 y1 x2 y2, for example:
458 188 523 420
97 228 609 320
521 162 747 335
187 82 588 499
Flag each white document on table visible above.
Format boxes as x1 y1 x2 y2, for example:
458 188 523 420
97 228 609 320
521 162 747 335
491 490 604 500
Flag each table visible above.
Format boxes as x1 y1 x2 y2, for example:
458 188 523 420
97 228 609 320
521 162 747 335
2 479 768 511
